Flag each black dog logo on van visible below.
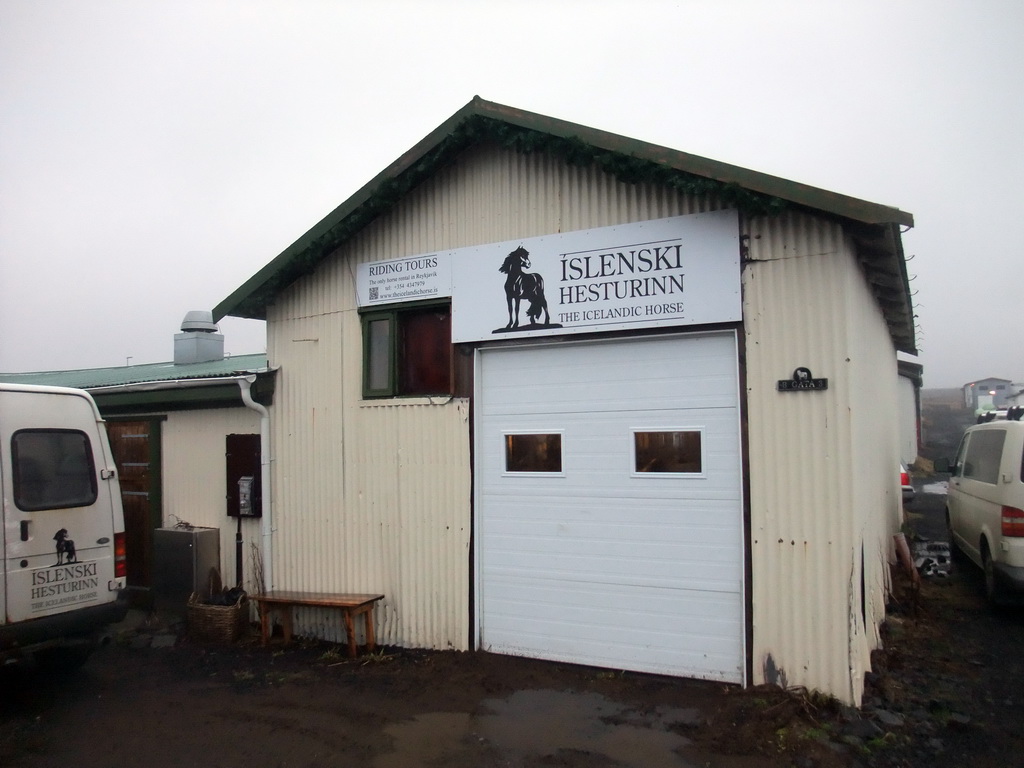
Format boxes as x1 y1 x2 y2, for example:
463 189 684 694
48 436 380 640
53 528 77 565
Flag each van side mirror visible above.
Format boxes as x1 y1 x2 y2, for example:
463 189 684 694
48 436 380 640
934 457 951 473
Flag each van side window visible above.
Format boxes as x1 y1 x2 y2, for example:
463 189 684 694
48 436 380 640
962 430 1006 485
11 429 98 511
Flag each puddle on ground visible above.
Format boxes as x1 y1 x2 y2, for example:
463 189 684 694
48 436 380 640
374 711 474 767
375 689 698 768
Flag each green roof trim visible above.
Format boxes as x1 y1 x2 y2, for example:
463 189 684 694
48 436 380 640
214 97 916 351
92 383 249 414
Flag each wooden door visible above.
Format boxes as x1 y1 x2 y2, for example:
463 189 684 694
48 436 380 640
106 419 162 607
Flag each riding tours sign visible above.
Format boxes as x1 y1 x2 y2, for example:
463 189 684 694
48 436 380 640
356 210 741 342
356 252 451 305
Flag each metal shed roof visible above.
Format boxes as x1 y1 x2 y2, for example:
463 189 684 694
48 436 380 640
0 354 273 415
214 96 916 353
0 353 268 390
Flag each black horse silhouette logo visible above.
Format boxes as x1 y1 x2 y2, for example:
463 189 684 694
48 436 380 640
54 528 77 565
499 246 550 329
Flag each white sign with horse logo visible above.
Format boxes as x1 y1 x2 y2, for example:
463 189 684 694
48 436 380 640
355 210 741 342
451 210 740 343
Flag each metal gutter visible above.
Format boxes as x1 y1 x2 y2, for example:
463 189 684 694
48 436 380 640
85 373 274 394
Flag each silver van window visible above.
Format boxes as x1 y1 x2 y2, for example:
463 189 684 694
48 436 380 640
962 429 1007 485
11 429 98 511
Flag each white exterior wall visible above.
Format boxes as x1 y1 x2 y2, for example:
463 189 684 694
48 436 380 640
263 143 904 700
743 211 901 704
268 306 473 648
265 144 716 650
161 407 263 592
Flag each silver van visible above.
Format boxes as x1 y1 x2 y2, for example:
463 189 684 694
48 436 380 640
0 384 128 667
944 418 1024 603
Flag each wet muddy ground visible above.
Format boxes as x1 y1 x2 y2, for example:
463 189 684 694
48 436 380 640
2 480 1023 767
2 627 791 768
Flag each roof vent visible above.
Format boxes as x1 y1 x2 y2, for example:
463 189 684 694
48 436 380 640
180 310 219 333
175 310 224 365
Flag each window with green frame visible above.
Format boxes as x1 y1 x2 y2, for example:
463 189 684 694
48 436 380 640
361 303 452 398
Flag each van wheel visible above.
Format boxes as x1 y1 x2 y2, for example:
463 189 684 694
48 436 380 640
946 510 965 562
981 542 1003 606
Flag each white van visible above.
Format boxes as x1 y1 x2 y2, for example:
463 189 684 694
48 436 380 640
0 384 128 667
944 418 1024 603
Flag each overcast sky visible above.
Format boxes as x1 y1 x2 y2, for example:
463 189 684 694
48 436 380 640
1 0 1020 388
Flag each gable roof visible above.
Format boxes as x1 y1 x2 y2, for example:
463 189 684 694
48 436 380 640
214 96 916 353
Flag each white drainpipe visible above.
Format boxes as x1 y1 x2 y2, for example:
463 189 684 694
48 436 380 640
88 373 275 592
238 376 273 593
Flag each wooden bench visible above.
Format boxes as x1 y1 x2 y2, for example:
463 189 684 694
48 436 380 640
252 591 384 658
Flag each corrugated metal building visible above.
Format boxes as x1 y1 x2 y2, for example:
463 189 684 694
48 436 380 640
214 98 917 704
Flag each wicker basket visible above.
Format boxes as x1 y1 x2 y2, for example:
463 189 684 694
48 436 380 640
187 591 249 643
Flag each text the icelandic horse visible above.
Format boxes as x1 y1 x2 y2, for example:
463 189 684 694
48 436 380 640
499 246 550 328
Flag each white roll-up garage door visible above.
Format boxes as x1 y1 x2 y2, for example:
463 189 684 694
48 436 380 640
475 332 745 683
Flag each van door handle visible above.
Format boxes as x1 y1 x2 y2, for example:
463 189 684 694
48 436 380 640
20 520 30 541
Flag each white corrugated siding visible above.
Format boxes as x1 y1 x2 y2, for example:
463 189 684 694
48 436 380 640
743 211 900 704
263 142 903 701
264 144 720 651
161 407 263 592
267 309 472 649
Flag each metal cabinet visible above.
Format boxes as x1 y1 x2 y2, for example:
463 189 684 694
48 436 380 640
153 527 220 610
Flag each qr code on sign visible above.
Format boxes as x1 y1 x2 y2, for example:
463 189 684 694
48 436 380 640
369 287 379 300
